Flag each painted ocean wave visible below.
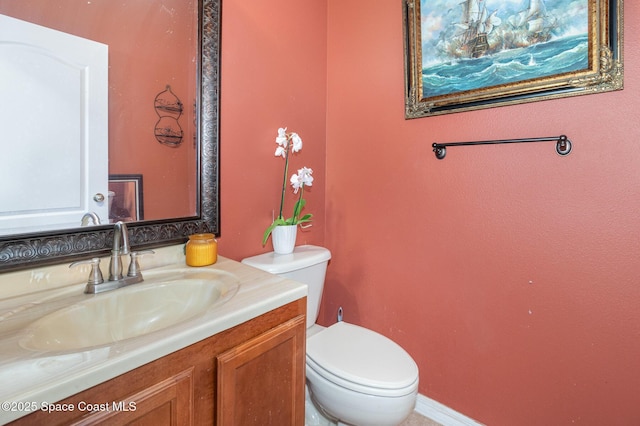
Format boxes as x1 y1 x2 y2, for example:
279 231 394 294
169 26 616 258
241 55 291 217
422 35 588 98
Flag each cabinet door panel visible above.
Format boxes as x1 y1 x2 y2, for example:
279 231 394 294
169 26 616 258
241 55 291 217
217 315 305 426
72 368 194 426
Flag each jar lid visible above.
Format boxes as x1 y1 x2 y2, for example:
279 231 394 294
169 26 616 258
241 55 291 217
189 233 215 240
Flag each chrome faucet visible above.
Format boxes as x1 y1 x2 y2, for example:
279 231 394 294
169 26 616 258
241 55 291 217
109 221 131 281
70 221 154 294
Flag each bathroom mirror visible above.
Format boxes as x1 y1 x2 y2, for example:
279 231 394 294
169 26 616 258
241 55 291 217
0 0 220 271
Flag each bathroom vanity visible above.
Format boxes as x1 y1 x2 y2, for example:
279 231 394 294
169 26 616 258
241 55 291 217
0 3 293 422
0 248 307 425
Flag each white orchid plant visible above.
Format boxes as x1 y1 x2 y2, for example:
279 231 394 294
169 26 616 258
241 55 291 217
262 127 313 245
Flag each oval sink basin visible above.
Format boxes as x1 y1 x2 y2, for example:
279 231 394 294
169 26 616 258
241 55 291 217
19 269 239 352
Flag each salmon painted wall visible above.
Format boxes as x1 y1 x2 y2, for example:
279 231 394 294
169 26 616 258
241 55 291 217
321 1 640 425
220 1 638 424
218 0 327 259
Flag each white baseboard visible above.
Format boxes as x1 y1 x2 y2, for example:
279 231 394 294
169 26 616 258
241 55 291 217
414 394 484 426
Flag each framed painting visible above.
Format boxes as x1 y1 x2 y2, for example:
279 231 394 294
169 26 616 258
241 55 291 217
108 174 144 223
403 0 623 118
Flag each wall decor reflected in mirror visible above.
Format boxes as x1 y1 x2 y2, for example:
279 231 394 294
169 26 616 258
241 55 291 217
0 0 220 271
155 85 185 148
109 175 144 223
403 0 624 118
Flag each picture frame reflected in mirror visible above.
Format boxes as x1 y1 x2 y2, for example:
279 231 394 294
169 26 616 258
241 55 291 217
108 174 144 223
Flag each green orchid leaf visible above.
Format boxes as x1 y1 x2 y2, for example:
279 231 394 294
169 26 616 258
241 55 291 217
274 217 287 226
262 217 289 245
298 214 312 223
292 198 306 221
262 223 277 245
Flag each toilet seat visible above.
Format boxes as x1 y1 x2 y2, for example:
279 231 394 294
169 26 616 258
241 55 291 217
306 322 419 398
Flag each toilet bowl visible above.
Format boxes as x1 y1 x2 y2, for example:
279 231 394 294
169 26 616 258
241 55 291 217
307 322 418 426
242 245 419 426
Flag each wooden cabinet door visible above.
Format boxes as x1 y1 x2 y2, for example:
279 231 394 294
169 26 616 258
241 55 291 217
71 369 194 426
216 315 306 426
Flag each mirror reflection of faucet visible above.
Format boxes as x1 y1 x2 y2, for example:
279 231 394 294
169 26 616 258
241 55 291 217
108 190 115 212
80 212 102 226
70 221 154 294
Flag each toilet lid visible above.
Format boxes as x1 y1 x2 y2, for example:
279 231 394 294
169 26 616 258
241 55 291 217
306 322 418 394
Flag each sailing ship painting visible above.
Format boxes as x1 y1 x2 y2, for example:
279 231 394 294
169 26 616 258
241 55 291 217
452 0 501 58
421 0 589 98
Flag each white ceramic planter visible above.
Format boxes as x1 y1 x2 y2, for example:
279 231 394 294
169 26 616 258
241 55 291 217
272 225 297 254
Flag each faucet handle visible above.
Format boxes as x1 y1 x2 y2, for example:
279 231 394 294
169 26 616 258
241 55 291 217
127 250 155 278
70 258 104 285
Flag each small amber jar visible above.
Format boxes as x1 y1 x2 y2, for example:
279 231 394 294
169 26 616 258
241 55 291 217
185 233 217 266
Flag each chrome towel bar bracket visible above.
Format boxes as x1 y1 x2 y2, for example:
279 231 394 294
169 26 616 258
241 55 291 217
432 135 572 160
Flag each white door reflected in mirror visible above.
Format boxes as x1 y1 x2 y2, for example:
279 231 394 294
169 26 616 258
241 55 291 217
0 14 108 234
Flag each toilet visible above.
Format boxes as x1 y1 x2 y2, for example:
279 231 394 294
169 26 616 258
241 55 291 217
242 245 419 426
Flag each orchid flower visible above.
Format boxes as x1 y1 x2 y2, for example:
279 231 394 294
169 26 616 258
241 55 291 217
275 127 288 158
290 167 313 193
289 167 313 225
290 133 302 152
262 128 313 245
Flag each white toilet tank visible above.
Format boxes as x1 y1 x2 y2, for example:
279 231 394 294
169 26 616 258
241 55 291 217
241 245 331 329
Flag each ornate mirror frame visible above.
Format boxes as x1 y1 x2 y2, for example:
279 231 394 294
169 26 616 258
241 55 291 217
0 0 220 272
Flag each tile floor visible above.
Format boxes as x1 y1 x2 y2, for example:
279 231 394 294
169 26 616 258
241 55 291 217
400 411 444 426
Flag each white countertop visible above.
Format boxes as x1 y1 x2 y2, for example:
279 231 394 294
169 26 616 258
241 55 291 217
0 252 306 424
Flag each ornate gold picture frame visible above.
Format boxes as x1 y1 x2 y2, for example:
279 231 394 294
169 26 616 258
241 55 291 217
403 0 623 118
